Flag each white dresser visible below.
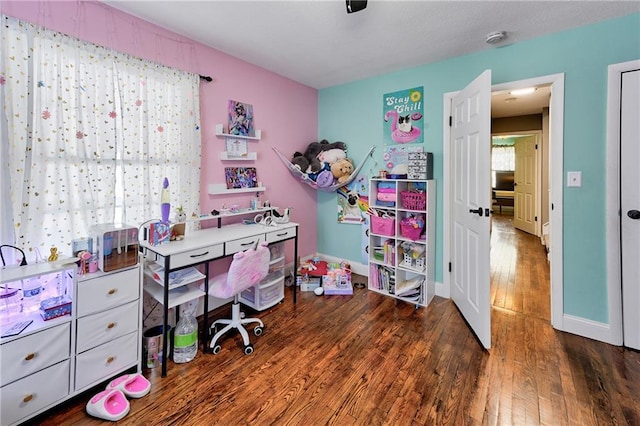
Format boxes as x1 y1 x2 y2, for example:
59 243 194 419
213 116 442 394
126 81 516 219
0 261 142 426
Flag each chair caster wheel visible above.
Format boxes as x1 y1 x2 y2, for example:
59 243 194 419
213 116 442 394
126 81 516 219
243 344 254 355
212 344 221 355
254 326 263 336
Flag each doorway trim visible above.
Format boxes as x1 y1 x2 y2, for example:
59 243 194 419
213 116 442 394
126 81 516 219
443 73 565 330
606 59 640 346
492 131 543 238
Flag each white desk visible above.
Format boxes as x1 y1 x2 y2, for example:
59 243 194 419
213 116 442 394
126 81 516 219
139 221 298 377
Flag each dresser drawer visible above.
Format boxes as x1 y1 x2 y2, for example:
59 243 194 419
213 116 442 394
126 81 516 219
266 227 296 243
1 323 71 385
0 359 70 426
77 267 139 317
76 300 139 353
75 331 138 392
170 243 223 269
226 234 266 255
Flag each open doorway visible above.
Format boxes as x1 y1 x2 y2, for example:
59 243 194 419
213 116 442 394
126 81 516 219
490 85 551 321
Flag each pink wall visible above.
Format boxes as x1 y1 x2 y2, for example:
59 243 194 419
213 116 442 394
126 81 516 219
1 1 319 261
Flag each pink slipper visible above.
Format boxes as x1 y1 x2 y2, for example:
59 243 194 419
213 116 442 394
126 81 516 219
86 389 130 421
106 373 151 398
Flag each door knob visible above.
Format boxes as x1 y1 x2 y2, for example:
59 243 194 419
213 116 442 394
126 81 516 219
628 210 640 220
469 207 483 217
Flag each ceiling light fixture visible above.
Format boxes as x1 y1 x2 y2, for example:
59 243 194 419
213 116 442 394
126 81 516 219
346 0 367 14
485 30 507 44
510 87 537 96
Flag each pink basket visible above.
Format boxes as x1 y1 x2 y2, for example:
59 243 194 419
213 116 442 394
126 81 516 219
401 191 426 210
371 215 395 236
400 222 423 241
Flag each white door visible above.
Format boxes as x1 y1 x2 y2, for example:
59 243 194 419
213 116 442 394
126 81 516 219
621 69 640 350
513 135 537 235
451 70 492 349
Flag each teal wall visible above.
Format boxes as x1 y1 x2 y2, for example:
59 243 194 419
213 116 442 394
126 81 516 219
317 14 640 324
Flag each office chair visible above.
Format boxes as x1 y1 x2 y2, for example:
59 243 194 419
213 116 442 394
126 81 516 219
207 241 270 355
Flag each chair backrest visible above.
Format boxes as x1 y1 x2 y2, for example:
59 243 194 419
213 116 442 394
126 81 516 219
0 245 27 267
222 241 270 296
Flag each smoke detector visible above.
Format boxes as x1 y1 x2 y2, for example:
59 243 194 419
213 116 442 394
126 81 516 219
485 31 507 44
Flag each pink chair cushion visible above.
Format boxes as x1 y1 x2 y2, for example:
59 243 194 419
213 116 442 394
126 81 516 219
206 242 270 299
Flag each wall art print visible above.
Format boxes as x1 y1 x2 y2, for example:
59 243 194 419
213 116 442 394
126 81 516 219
383 87 424 145
227 99 255 137
337 176 369 224
224 167 258 189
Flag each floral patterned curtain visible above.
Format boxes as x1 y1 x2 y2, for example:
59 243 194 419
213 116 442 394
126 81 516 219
1 15 201 260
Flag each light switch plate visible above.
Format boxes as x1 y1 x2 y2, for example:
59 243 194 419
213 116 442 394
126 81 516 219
567 171 582 187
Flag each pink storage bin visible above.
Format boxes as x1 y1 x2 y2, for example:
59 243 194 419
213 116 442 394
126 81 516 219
371 215 395 236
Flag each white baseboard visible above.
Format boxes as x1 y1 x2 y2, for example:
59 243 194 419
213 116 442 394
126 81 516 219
561 314 619 345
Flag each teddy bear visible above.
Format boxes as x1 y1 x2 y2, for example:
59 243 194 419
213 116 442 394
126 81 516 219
292 140 348 174
331 158 354 184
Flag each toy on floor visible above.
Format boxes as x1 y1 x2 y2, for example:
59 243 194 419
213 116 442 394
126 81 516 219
86 389 130 421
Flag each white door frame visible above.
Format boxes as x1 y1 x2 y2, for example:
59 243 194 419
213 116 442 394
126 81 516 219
606 59 640 346
444 73 565 330
492 130 543 238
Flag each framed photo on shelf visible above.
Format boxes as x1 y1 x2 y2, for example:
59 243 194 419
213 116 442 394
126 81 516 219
224 167 258 189
225 138 249 158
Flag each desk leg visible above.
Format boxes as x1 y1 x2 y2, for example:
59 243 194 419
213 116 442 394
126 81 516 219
293 232 298 304
161 256 170 378
203 262 209 353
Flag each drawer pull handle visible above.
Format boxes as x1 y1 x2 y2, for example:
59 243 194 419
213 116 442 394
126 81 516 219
241 241 256 247
107 322 116 329
276 232 287 237
189 251 209 258
107 288 117 295
23 394 34 403
107 356 115 364
24 352 36 361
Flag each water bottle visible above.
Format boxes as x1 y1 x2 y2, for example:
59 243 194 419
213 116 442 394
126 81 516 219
173 300 198 363
21 277 43 314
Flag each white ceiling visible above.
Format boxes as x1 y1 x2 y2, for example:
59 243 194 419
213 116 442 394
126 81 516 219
103 0 638 115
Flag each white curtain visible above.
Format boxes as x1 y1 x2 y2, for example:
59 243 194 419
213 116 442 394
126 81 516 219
1 15 201 259
491 146 515 171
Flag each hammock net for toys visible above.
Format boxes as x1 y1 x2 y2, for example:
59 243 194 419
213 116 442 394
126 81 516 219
273 146 376 192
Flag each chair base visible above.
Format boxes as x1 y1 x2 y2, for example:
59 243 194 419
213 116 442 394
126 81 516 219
209 296 264 354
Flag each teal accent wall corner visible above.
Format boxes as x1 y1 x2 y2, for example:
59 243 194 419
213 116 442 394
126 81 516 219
318 13 640 324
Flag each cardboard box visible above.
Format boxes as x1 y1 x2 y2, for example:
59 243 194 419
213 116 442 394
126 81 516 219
149 221 170 246
40 295 72 321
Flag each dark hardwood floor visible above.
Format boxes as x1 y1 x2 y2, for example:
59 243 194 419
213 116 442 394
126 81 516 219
31 214 640 425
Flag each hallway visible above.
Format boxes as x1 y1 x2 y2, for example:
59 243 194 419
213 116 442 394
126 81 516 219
490 212 550 321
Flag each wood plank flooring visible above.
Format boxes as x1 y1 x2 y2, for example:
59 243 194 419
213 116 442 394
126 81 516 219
30 214 640 425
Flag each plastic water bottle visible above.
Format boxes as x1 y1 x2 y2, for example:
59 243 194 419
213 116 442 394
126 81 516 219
173 300 198 363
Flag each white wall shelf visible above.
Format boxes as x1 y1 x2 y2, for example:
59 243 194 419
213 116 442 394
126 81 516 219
215 124 261 141
208 184 266 195
219 152 257 161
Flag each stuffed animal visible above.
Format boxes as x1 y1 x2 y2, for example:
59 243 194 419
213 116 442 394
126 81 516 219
291 153 309 173
300 140 348 173
317 148 346 165
331 158 354 184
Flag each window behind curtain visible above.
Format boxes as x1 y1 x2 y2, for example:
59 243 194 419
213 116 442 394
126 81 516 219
1 15 201 260
491 145 515 188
